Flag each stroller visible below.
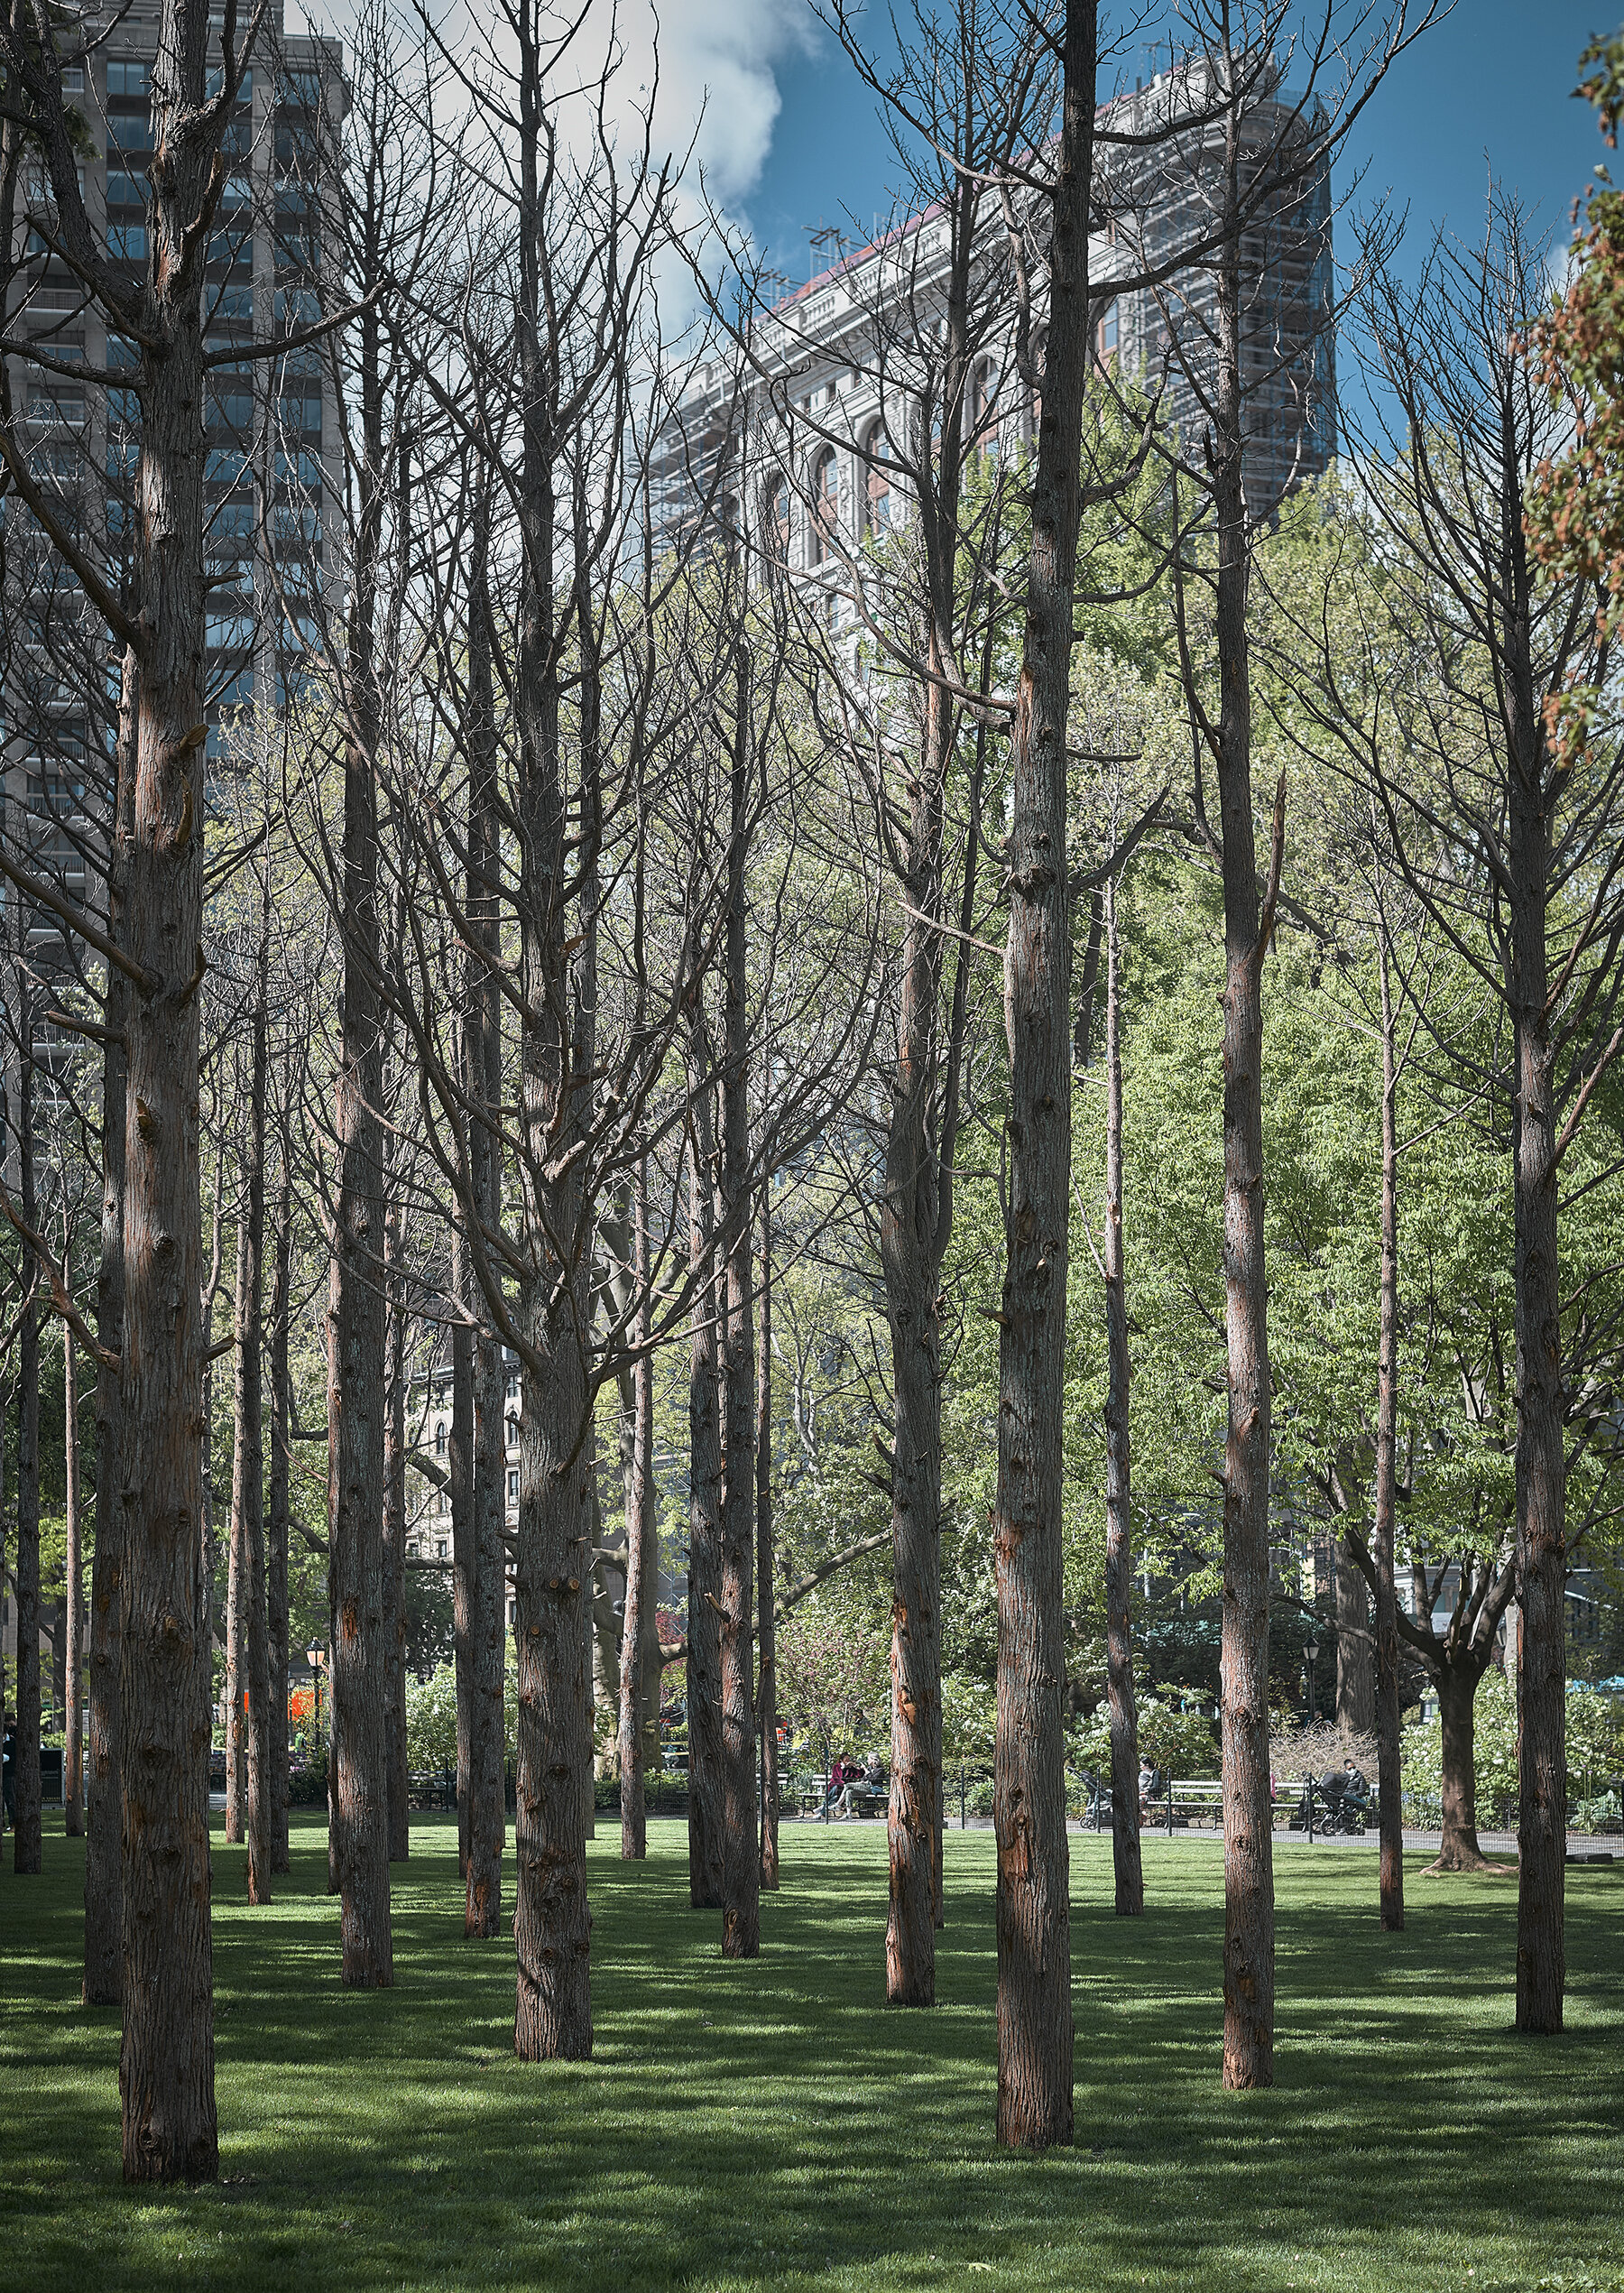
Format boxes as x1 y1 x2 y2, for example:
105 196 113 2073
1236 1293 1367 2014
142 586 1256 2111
1307 1768 1370 1835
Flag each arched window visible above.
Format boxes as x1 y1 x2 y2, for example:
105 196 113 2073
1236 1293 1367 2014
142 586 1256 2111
864 421 891 533
506 1411 519 1448
434 1420 447 1456
809 447 839 565
971 359 1001 459
764 476 790 562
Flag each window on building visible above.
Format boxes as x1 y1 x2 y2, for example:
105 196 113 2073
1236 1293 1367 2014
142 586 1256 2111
107 60 151 96
764 476 790 562
505 1411 519 1447
864 421 891 532
808 447 839 565
970 360 1001 460
508 1470 519 1502
436 1537 448 1561
434 1419 447 1456
1097 299 1119 362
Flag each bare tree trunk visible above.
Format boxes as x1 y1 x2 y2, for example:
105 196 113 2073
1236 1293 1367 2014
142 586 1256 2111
224 1202 247 1849
267 1162 292 1877
720 670 759 1961
327 277 393 1991
465 541 504 1928
1335 1544 1375 1734
118 31 219 2161
233 909 272 1905
1510 789 1565 2031
450 1246 475 1882
64 1330 83 1836
882 612 953 2009
757 1187 778 1891
1103 874 1142 1919
619 1147 652 1860
687 1009 725 1911
991 0 1094 2151
467 1306 504 1924
1211 109 1279 2098
85 663 134 1991
1435 1660 1491 1871
1371 929 1404 1929
382 1197 409 1864
223 1183 245 1843
11 909 42 1878
510 290 591 2058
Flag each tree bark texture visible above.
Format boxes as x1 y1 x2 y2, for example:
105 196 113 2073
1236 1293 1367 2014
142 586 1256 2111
687 1013 725 1912
451 1241 475 1882
758 1188 779 1891
11 923 42 1878
510 244 591 2055
1435 1663 1492 1870
464 570 505 1928
1510 759 1565 2033
990 0 1094 2151
1212 101 1278 2097
64 1330 83 1836
231 911 272 1905
267 1162 292 1877
1103 876 1143 1919
326 282 393 1991
720 684 759 1961
1334 1542 1375 1735
382 1196 410 1864
118 17 220 2164
84 658 134 1998
224 1233 246 1848
619 1150 653 1861
1371 931 1404 1929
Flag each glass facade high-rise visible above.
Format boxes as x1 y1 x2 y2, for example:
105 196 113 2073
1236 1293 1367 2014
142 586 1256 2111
2 2 344 969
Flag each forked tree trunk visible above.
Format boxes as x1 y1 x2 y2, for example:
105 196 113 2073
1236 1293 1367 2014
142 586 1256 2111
687 1007 725 1911
991 0 1094 2151
1432 1660 1493 1871
1211 106 1278 2098
64 1330 83 1836
267 1162 292 1877
719 679 759 1961
12 922 42 1879
1102 874 1142 1919
757 1188 779 1891
381 1198 409 1864
1371 926 1404 1930
1335 1543 1375 1734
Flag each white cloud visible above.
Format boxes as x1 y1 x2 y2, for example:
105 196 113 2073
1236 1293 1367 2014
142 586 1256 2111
608 0 815 208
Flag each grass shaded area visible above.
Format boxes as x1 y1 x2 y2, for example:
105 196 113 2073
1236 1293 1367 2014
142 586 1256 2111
2 1814 1621 2290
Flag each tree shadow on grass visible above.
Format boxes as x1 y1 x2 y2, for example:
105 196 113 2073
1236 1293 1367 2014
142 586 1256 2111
5 1818 1621 2291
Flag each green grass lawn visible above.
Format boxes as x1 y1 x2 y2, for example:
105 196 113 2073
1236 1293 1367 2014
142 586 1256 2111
2 1815 1620 2291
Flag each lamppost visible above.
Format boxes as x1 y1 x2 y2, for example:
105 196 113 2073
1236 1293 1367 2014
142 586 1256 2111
305 1643 327 1739
1305 1634 1320 1724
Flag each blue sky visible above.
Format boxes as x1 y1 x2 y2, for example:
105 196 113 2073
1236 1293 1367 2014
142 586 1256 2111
737 4 1611 290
